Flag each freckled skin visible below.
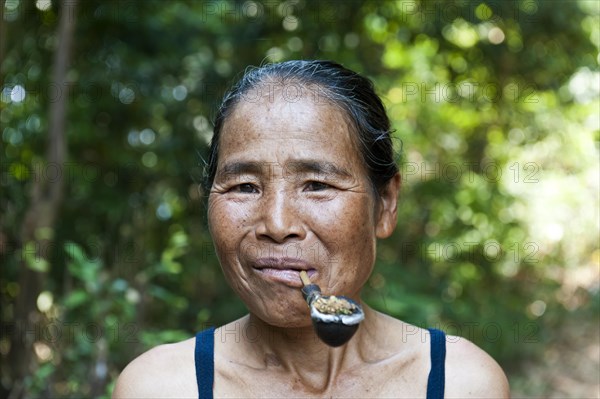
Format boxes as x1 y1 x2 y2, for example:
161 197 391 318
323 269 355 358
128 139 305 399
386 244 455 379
208 93 381 328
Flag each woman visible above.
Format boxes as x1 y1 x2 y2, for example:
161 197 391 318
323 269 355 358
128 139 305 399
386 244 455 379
113 60 509 398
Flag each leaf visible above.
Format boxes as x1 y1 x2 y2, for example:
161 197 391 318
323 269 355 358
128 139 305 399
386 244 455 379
23 242 49 272
63 289 88 309
65 241 101 283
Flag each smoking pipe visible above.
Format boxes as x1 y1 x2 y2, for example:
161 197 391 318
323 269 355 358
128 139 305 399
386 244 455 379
299 271 364 347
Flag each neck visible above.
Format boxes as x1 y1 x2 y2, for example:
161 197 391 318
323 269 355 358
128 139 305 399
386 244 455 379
229 306 379 393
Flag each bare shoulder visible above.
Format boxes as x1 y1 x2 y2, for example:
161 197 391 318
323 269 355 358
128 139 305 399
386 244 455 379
444 335 510 398
112 337 196 398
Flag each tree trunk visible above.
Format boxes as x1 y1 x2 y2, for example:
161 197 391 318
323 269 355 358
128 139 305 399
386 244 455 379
0 1 6 77
8 1 78 398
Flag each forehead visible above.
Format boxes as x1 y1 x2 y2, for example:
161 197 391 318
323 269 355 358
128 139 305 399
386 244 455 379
219 86 361 163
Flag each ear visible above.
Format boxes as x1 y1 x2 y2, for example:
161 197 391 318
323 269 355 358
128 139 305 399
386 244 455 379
375 173 401 239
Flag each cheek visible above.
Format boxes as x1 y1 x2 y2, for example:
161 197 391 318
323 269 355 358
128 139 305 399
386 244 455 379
304 196 377 292
208 197 249 257
316 195 376 248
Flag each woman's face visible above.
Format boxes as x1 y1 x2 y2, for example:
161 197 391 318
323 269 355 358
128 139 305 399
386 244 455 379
208 85 398 328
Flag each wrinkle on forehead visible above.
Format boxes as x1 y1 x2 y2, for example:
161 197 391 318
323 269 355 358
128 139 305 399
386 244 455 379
224 77 350 139
222 96 354 146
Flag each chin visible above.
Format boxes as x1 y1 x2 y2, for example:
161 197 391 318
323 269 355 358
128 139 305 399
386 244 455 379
247 302 313 329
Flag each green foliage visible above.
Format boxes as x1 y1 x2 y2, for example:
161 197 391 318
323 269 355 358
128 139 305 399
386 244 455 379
1 0 598 397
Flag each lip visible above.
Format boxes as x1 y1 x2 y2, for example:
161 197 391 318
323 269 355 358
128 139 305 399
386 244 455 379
252 257 317 287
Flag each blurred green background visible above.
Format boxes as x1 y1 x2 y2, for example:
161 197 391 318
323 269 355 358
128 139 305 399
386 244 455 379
1 0 598 397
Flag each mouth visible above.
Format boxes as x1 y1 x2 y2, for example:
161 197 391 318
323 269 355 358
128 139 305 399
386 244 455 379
252 258 318 287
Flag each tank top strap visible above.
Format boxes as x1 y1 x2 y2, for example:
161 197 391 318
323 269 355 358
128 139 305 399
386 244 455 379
426 328 446 399
194 326 445 398
194 327 215 399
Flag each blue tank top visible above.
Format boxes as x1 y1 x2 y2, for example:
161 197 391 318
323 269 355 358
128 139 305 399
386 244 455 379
195 327 446 399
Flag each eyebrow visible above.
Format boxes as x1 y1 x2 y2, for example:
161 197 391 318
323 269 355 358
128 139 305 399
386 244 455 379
217 161 264 178
216 160 353 180
285 160 352 179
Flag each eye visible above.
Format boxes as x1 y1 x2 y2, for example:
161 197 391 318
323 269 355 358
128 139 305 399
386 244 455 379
305 181 331 191
234 183 259 194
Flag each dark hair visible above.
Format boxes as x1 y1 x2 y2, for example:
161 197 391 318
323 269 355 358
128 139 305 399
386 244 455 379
204 60 399 198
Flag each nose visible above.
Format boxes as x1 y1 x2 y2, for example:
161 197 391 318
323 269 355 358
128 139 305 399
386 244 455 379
256 188 306 243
